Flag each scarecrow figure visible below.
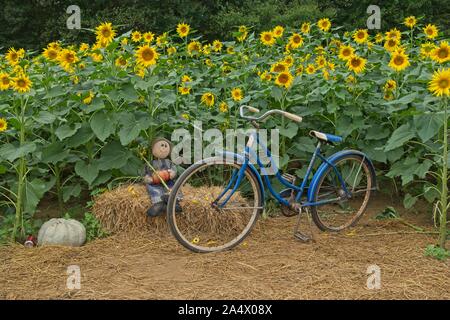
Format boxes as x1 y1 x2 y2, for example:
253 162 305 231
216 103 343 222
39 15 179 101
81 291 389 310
144 137 182 217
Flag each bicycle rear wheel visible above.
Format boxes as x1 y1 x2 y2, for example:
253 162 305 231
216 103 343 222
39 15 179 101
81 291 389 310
311 154 372 231
167 157 263 253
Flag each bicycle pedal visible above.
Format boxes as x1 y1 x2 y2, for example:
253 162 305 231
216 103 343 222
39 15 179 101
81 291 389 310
294 231 313 242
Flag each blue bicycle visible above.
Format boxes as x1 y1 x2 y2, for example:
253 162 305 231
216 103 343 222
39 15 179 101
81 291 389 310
167 105 377 253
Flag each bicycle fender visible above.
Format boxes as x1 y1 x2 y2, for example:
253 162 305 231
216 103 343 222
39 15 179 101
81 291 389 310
217 151 265 203
307 150 377 202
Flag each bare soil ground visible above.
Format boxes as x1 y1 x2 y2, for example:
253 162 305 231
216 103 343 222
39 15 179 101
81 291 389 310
1 194 449 300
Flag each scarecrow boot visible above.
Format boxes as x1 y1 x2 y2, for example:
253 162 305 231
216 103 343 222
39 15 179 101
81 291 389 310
146 201 167 217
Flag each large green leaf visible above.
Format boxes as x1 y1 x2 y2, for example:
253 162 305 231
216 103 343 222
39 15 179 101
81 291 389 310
33 111 56 124
120 83 139 101
0 142 36 162
90 111 116 142
75 161 99 185
413 114 442 143
55 123 82 140
97 140 132 171
118 113 141 146
384 124 415 152
62 184 82 202
279 122 298 139
24 178 55 214
41 142 70 164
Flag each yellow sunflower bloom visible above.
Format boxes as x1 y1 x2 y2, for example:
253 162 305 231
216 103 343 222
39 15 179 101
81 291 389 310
338 45 354 61
57 49 79 71
83 91 95 104
384 79 397 92
317 18 331 32
404 16 417 29
79 43 89 52
353 29 369 44
181 75 192 83
270 62 288 73
431 41 450 63
275 71 294 88
219 102 228 113
167 46 177 55
115 56 127 68
375 33 384 43
177 23 190 38
231 88 243 102
201 92 215 107
212 40 223 52
389 50 410 72
306 64 316 74
135 45 159 67
289 33 304 48
295 65 304 76
187 41 202 55
95 22 116 45
0 118 7 132
421 42 437 58
428 68 450 97
315 55 327 69
385 28 401 41
423 24 438 39
6 48 21 66
131 31 142 42
12 74 32 93
346 55 366 74
260 31 275 46
273 25 284 38
301 22 310 34
178 86 191 95
384 38 400 52
260 71 272 81
0 73 11 91
142 32 154 43
283 55 294 67
43 47 59 61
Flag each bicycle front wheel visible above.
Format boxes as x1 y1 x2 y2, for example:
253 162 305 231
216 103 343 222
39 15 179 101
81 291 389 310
167 157 263 253
311 154 373 231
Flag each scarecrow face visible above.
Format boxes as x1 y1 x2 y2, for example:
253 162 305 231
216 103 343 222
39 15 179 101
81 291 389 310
152 139 171 159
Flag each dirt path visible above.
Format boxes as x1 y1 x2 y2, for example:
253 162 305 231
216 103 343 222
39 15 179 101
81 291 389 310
1 195 449 300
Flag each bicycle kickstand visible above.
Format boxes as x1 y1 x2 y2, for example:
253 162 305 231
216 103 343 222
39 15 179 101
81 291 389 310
293 206 316 243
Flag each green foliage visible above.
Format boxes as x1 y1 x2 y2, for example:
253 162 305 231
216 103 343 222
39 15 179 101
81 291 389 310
81 212 108 242
375 206 400 220
424 244 450 261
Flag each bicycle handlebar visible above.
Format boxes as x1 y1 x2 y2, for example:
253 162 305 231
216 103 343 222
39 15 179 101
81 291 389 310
239 105 303 123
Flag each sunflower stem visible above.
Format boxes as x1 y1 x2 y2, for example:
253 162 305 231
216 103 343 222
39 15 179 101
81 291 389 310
439 97 448 249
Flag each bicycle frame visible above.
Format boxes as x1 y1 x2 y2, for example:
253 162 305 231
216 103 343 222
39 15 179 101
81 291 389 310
215 131 350 209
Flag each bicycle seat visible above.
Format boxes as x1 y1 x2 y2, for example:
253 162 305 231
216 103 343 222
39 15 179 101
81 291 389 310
310 130 343 144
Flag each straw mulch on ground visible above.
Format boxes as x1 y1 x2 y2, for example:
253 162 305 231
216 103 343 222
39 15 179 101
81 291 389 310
1 194 449 300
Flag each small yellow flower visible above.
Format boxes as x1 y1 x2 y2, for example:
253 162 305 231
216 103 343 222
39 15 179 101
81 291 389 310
260 31 275 46
177 23 190 38
181 113 190 120
301 22 310 34
404 16 417 29
384 79 397 92
212 40 223 52
231 88 243 102
131 31 142 42
0 118 7 132
83 91 95 104
260 71 272 81
115 56 127 68
167 46 177 55
181 75 191 83
389 50 410 72
12 74 32 93
431 41 450 64
95 22 116 45
423 24 438 39
201 92 215 107
270 62 288 73
219 102 228 113
353 29 369 44
79 43 89 52
306 64 316 75
346 55 366 74
0 72 11 90
143 32 155 43
275 71 294 88
178 86 191 95
273 25 284 38
338 45 354 61
317 18 331 32
289 33 304 48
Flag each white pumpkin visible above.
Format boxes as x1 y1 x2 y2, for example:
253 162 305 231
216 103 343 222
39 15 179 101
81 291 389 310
38 218 86 247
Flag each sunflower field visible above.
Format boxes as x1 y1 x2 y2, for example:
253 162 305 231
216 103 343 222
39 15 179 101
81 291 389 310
0 17 449 245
